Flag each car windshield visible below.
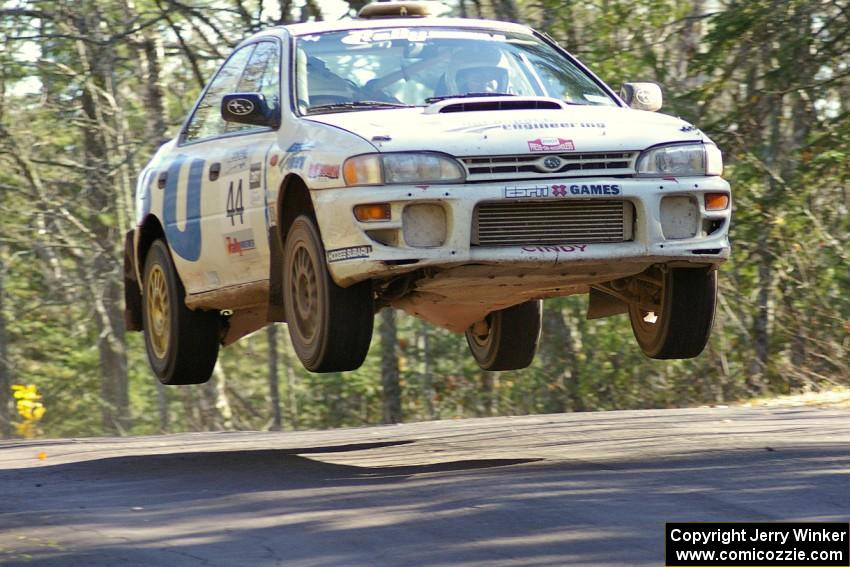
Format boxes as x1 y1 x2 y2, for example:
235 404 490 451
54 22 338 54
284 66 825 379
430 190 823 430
295 27 617 114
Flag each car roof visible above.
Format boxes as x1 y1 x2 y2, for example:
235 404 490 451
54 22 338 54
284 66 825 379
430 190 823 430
258 16 536 39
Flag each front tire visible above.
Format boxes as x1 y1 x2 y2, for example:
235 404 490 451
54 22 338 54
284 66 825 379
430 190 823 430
142 239 220 385
629 267 717 359
283 215 374 372
465 301 542 371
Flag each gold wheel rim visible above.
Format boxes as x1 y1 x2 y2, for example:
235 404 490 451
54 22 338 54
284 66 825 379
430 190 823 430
290 245 318 343
633 270 665 336
145 264 170 359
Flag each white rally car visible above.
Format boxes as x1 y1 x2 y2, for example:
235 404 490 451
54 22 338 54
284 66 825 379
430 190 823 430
124 1 731 385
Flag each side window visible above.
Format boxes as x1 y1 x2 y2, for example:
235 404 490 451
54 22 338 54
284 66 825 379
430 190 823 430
225 41 281 134
184 46 255 143
238 42 280 104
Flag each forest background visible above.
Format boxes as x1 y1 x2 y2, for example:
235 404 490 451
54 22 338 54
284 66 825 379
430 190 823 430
0 0 847 438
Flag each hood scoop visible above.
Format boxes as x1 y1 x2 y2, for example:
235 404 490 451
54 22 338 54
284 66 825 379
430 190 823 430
424 96 568 115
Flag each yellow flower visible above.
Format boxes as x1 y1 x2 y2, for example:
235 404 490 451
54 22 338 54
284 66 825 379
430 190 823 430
12 384 41 401
10 385 45 438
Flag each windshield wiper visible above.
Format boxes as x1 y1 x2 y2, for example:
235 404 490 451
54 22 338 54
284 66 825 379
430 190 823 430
306 101 417 114
425 92 517 104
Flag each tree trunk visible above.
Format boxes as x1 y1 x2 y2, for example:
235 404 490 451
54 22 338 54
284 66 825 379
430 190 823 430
267 325 282 430
419 321 435 419
139 31 167 142
282 338 299 429
211 364 234 430
71 5 131 434
540 302 584 412
540 305 568 413
156 381 170 433
492 0 519 22
380 308 402 424
480 371 498 416
0 253 11 438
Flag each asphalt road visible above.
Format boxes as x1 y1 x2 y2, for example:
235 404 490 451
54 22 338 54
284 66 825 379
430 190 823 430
1 406 848 566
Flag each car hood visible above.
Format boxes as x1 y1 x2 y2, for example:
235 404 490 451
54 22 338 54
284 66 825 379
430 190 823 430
304 105 709 155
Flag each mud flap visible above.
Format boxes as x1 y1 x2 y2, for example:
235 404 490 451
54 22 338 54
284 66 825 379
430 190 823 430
267 225 286 322
123 230 143 331
587 286 628 320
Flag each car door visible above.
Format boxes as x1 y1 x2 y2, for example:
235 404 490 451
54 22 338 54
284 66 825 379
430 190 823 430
211 41 282 289
165 40 281 294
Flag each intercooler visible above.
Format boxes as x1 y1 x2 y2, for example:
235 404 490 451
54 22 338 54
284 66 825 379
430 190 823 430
472 200 634 246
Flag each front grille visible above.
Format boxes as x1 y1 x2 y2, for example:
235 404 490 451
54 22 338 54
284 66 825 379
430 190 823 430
473 200 633 246
461 151 637 181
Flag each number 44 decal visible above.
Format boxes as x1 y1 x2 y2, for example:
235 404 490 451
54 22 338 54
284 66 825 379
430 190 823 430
226 180 244 225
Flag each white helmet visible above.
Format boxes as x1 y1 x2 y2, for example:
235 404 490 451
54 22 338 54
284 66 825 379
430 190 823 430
443 46 510 95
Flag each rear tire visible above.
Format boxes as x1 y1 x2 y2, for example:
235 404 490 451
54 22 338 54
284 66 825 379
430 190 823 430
283 215 374 372
142 239 220 385
629 267 717 359
465 300 542 371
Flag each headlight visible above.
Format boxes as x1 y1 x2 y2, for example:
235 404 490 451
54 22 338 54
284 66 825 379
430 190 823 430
344 153 465 186
637 143 723 177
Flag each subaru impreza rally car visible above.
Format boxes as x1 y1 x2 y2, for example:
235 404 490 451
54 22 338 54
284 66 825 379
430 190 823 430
124 1 731 385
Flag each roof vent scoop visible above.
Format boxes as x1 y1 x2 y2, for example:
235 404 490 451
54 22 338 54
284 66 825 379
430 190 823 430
357 1 450 18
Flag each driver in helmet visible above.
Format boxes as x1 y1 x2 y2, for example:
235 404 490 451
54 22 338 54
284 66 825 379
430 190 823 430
443 47 510 96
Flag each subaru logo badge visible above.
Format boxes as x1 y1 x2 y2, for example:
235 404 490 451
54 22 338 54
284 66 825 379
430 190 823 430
227 98 255 116
542 156 562 171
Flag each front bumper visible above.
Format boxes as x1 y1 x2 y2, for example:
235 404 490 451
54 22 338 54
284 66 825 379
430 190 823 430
312 176 732 287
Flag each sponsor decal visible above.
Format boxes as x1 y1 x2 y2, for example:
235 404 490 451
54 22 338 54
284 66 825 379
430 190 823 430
528 138 575 152
521 244 588 253
224 229 257 257
286 142 315 152
504 185 549 198
327 245 372 263
308 163 340 179
448 120 605 134
505 121 604 131
269 154 279 167
223 148 249 175
228 149 249 161
342 29 504 46
568 184 621 195
506 183 622 199
283 155 306 170
249 162 262 190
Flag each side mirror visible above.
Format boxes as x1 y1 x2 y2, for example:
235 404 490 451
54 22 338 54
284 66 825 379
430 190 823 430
221 93 279 128
620 82 663 112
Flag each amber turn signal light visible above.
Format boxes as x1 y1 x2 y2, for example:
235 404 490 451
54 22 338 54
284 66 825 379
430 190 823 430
704 193 729 211
354 203 391 222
